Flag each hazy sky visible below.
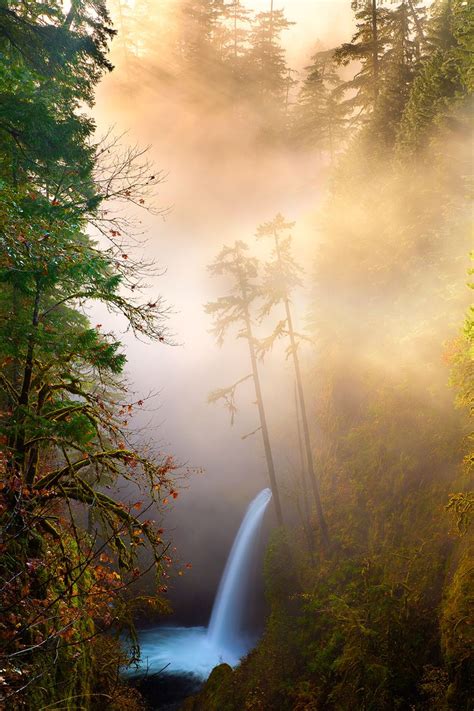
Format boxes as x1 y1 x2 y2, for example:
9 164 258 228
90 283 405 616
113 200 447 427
252 0 354 63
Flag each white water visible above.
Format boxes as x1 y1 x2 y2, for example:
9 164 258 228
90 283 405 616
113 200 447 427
127 488 272 680
207 487 272 650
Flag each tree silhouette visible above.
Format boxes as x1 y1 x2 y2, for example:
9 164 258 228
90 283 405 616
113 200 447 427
205 241 284 525
257 215 329 547
294 49 347 159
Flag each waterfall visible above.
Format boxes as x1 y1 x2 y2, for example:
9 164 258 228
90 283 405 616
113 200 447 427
207 488 272 652
127 488 272 681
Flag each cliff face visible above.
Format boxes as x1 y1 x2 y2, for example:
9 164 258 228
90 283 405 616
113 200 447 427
181 664 234 711
181 526 473 711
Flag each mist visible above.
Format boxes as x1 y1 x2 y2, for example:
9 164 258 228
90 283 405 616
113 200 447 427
89 0 471 627
2 1 471 708
90 0 359 623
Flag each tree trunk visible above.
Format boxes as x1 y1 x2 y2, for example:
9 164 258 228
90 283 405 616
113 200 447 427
407 0 425 43
233 2 238 59
371 0 379 107
295 383 314 555
274 234 329 546
239 277 284 526
328 116 334 162
269 0 274 44
295 383 310 518
17 278 42 484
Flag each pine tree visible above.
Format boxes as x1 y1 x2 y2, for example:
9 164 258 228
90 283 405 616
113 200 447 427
179 0 228 67
334 1 429 142
397 0 474 152
373 1 427 145
335 0 391 126
0 3 177 704
108 0 138 66
205 242 284 525
0 0 114 199
293 48 347 159
219 0 253 89
245 7 294 134
256 215 329 547
219 0 252 61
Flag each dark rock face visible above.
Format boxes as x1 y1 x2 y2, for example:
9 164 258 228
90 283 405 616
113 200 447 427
180 664 234 711
130 672 203 711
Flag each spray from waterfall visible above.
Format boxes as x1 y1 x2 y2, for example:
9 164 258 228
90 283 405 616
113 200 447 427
127 488 272 680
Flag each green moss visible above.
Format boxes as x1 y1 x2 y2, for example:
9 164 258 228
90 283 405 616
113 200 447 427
181 664 234 711
440 541 474 709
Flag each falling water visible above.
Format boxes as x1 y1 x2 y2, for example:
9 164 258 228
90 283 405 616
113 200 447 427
127 488 271 681
207 487 272 651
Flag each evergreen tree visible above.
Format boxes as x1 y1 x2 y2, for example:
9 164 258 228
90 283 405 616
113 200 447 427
188 2 473 706
245 8 294 134
397 0 474 152
179 0 228 67
334 1 429 142
205 242 284 525
222 0 252 62
0 2 177 705
335 0 391 124
219 0 253 90
256 215 329 547
293 48 347 158
0 0 114 203
373 1 427 145
108 0 138 64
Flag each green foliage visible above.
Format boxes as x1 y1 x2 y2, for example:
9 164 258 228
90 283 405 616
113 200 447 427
335 0 392 120
397 0 474 153
293 49 347 157
0 0 114 209
0 3 176 708
181 664 234 711
440 542 474 709
330 1 429 145
245 9 294 126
